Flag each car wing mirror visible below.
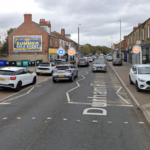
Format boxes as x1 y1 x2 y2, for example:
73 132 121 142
134 71 137 74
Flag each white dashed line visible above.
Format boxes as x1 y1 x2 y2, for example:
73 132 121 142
17 117 21 119
63 118 67 121
77 120 80 122
124 122 128 124
92 120 98 123
3 117 7 120
139 122 144 124
47 117 52 120
108 121 112 123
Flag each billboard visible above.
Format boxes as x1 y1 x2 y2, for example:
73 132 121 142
13 36 42 52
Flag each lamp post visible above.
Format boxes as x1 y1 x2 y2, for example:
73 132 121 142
118 20 121 58
111 36 113 57
78 24 81 57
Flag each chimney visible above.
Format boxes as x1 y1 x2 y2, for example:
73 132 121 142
133 27 137 31
138 23 142 27
61 28 65 36
24 14 32 23
39 19 46 26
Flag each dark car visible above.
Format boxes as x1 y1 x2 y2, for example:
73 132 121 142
78 58 89 67
112 58 122 66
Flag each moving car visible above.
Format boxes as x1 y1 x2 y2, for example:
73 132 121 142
87 57 93 62
112 58 122 66
129 64 150 92
93 60 106 73
0 67 36 92
36 62 56 75
52 64 78 83
78 58 89 67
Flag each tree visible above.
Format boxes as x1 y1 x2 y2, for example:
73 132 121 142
1 28 16 55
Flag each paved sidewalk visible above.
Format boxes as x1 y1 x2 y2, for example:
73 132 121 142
108 61 150 124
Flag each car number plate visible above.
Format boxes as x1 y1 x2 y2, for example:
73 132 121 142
0 78 6 81
58 75 65 77
80 61 84 63
41 72 46 74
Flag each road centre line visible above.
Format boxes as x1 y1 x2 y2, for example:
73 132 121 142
66 70 89 102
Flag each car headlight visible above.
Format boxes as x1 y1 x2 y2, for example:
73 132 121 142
138 78 146 82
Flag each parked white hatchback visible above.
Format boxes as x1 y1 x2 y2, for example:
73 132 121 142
129 64 150 92
0 67 36 92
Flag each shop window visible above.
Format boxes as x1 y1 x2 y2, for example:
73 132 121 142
148 25 149 39
142 48 146 64
143 29 144 40
50 38 53 47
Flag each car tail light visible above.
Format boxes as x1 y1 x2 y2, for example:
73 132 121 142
10 76 16 80
114 61 116 62
78 61 79 63
66 70 71 73
85 60 88 63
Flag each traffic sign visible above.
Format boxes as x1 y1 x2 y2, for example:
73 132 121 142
58 47 65 55
132 45 141 54
68 48 76 56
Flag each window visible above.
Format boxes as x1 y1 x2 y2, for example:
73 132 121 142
50 38 53 47
131 36 132 44
148 25 149 38
143 29 144 40
128 38 129 45
55 39 58 47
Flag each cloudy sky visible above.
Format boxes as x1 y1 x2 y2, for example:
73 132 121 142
0 0 150 48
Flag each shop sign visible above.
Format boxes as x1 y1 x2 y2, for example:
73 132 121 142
49 48 57 54
13 35 42 52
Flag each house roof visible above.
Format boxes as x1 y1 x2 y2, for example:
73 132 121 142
53 31 71 42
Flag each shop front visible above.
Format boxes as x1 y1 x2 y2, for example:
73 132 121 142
141 43 150 64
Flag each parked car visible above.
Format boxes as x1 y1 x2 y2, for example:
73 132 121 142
87 57 93 62
112 58 122 66
93 60 107 73
129 64 150 92
36 62 56 75
0 67 36 92
78 58 89 67
52 64 78 83
53 59 66 66
106 56 113 61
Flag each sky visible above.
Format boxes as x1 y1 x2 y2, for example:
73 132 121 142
0 0 150 48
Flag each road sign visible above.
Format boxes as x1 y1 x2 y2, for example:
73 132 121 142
132 45 141 54
68 48 76 56
58 48 65 55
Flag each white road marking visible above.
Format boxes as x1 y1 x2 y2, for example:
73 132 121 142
107 104 133 107
92 120 98 122
139 122 144 124
0 103 11 105
117 95 129 104
17 117 21 119
116 87 122 94
108 121 112 123
3 117 7 120
3 94 27 102
77 120 80 122
32 117 36 119
124 122 128 124
66 70 89 102
27 87 35 94
47 117 52 119
68 102 92 105
63 118 67 121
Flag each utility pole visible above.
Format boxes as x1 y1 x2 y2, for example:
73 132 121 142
118 20 121 58
78 24 81 57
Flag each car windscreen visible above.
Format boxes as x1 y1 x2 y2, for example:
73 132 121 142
79 59 86 61
114 59 121 61
39 63 49 67
107 56 112 58
56 66 69 70
0 70 15 75
138 67 150 74
54 60 63 64
94 61 105 64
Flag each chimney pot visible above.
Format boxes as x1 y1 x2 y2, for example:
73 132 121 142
24 14 32 23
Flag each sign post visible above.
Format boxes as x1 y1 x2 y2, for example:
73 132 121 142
58 47 65 59
68 48 76 65
132 45 142 64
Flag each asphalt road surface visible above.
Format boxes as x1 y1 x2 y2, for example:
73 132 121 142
0 62 150 150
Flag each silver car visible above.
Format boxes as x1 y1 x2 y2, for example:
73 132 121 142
52 64 78 83
93 60 107 73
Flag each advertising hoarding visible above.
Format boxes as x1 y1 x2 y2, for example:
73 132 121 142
13 35 42 52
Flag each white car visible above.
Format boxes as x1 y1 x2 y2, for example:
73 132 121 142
0 67 36 92
36 62 56 75
129 64 150 92
93 60 107 73
87 57 93 62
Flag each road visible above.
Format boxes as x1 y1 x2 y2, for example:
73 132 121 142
0 62 150 150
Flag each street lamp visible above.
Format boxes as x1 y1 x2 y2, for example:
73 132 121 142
118 20 121 58
111 36 113 57
78 24 81 57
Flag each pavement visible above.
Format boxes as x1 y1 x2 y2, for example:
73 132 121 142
108 61 150 124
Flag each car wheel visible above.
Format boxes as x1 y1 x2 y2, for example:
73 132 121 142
93 70 95 73
53 79 56 83
15 81 22 92
32 77 36 85
37 73 40 75
78 65 80 68
75 72 78 78
70 74 74 82
129 76 133 85
136 81 141 92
